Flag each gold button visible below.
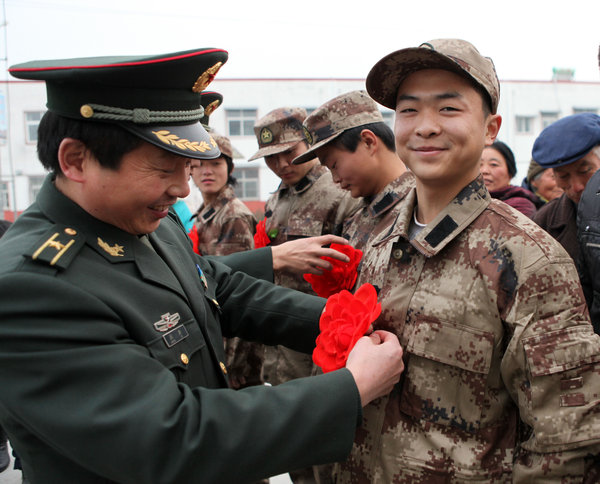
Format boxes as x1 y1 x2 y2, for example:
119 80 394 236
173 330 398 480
80 104 94 118
211 298 220 308
180 353 189 365
393 248 403 259
220 361 227 374
64 228 77 235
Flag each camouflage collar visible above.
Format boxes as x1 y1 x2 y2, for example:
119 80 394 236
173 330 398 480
366 172 415 218
372 175 490 257
411 176 491 257
197 185 236 223
276 163 327 197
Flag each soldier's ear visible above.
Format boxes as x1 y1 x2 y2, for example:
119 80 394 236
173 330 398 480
57 138 91 183
360 129 378 152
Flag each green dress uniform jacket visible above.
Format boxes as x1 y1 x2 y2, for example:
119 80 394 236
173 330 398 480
0 176 360 484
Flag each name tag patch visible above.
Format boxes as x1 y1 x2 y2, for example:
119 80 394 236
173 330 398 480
163 324 189 348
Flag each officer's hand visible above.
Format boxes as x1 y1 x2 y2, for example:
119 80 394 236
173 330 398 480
345 330 404 407
271 235 350 274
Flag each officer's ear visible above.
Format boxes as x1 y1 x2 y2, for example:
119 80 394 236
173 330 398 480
57 138 92 183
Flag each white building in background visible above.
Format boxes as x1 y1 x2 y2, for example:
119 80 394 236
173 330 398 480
1 76 599 220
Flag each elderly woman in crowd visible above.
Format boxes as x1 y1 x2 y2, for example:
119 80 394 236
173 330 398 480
189 132 264 391
523 159 563 205
480 140 539 217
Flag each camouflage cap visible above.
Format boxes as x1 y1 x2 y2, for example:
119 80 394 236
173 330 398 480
9 47 228 159
292 90 383 165
247 107 308 161
211 131 243 160
366 39 500 114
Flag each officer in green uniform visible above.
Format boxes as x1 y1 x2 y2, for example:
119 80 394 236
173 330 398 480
0 48 404 484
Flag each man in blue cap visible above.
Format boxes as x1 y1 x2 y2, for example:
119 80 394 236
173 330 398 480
0 48 404 483
531 112 600 261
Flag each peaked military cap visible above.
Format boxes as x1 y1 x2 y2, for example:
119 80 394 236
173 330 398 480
200 91 223 127
9 48 228 159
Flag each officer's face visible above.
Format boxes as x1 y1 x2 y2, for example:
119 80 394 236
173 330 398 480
394 69 500 196
82 141 191 235
552 152 600 204
264 142 316 186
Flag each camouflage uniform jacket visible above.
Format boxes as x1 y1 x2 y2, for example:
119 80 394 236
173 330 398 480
264 163 361 292
193 185 257 257
338 176 600 483
193 185 263 389
263 164 360 389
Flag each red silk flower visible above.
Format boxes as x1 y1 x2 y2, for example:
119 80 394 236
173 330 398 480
313 283 381 373
303 243 362 298
188 227 201 255
254 218 271 249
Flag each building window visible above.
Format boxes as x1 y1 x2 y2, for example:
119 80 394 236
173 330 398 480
29 175 45 203
25 111 45 143
516 115 535 134
226 109 257 137
0 181 9 211
380 111 394 130
234 167 259 200
540 112 559 129
573 108 598 115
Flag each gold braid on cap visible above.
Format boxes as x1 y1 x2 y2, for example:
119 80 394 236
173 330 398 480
79 104 205 124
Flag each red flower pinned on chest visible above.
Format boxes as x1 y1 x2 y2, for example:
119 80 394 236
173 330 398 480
254 218 271 249
188 227 201 255
313 283 381 373
303 243 362 298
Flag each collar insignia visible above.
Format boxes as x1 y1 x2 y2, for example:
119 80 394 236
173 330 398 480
97 237 124 257
154 312 181 332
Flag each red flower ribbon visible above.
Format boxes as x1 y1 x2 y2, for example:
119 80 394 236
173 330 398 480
313 283 381 373
303 243 362 298
188 227 201 255
254 218 271 249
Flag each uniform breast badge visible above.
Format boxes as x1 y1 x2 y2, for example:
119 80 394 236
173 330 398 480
196 264 208 289
97 237 124 257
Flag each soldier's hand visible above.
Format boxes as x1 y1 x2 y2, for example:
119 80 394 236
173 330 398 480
346 330 404 407
271 235 350 274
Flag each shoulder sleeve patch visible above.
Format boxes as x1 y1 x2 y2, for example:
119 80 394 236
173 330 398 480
26 225 84 270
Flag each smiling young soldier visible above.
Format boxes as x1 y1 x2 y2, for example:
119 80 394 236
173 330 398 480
319 39 600 482
0 49 405 484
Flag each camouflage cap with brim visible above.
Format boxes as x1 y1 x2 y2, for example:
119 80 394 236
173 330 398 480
366 39 500 114
248 107 309 161
9 47 228 159
211 131 243 160
293 90 384 165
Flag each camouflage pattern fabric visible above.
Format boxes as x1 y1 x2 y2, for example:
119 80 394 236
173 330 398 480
193 185 263 390
337 175 600 483
263 163 361 484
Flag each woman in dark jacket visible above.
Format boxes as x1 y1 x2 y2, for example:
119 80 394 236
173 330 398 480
480 140 539 217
